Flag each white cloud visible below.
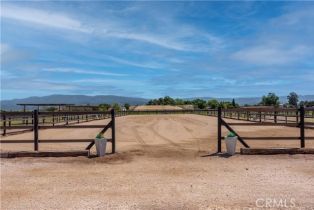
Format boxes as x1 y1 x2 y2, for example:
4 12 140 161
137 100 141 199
253 80 286 86
2 79 77 91
230 6 314 66
0 43 30 65
270 7 314 27
104 55 164 69
106 32 190 51
0 43 10 55
1 5 91 33
231 45 310 65
73 78 143 85
43 68 128 76
1 4 223 52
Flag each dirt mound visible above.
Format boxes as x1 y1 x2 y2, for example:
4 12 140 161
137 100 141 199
134 105 183 111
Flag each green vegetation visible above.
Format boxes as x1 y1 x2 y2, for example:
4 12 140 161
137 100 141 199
111 103 121 111
207 99 219 109
99 103 111 111
287 92 299 107
46 107 58 112
124 103 130 110
146 96 238 109
300 101 314 107
219 101 238 109
260 92 280 106
147 96 176 106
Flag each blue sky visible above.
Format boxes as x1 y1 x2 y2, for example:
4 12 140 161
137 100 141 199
1 1 314 100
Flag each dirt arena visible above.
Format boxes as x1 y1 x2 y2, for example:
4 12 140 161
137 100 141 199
1 114 314 209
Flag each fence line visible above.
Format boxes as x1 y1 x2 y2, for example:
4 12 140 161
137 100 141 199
2 108 313 136
0 110 123 136
0 110 116 154
217 106 314 153
1 107 314 155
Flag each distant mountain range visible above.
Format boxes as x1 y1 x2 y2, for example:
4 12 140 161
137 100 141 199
1 94 314 111
0 95 149 111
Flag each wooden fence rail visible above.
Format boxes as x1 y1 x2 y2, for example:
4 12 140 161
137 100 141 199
217 106 314 153
1 107 313 155
0 110 116 154
0 111 116 136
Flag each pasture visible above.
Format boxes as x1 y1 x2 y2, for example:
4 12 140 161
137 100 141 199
1 114 314 209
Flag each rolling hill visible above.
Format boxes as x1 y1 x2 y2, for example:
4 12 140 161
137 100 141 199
0 95 149 111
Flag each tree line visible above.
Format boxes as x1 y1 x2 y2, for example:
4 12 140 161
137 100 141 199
147 96 239 109
260 92 313 108
98 103 130 111
146 92 314 109
8 92 311 112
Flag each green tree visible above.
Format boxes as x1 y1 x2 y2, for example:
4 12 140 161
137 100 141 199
157 97 164 105
99 103 111 111
260 93 280 106
232 99 236 107
219 101 234 109
147 100 153 105
207 99 219 109
124 103 130 110
192 99 207 109
287 92 299 107
112 103 121 111
163 96 175 105
300 101 314 107
46 107 57 112
175 98 184 105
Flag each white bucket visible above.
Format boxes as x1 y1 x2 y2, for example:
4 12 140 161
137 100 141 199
225 136 237 155
95 138 107 157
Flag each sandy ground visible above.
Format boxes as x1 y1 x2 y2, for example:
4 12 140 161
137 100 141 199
133 105 182 111
1 114 314 209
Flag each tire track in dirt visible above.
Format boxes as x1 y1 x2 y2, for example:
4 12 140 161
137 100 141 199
172 117 203 153
132 125 147 146
149 118 185 151
178 115 209 126
129 117 159 152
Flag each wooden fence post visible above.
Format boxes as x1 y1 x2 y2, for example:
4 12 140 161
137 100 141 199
300 106 305 148
217 107 222 153
274 111 277 123
285 111 288 124
259 111 262 122
111 109 116 154
2 114 6 136
34 110 39 151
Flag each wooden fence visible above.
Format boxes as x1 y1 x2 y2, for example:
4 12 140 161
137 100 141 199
219 107 314 128
217 106 314 152
1 107 314 154
0 110 116 153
